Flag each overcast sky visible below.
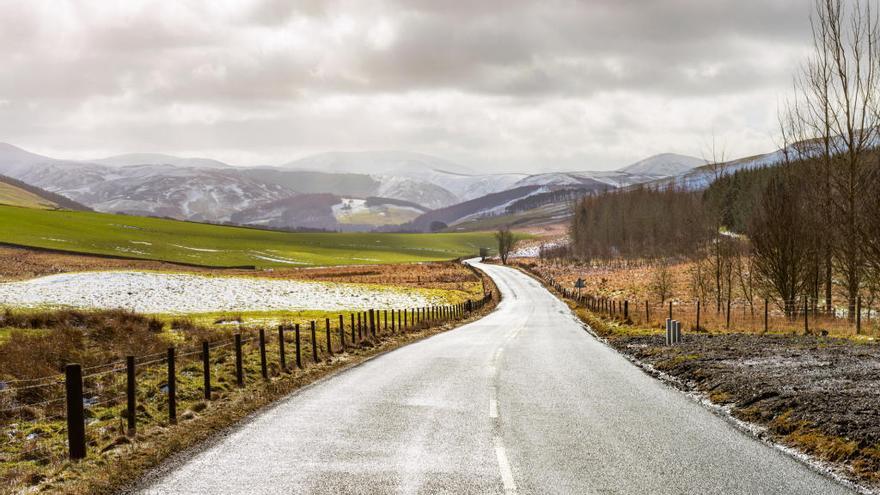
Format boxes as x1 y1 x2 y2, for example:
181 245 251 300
0 0 813 172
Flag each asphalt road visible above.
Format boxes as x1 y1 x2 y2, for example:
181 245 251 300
137 260 854 494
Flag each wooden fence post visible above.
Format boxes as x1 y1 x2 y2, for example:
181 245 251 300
668 301 673 320
310 321 319 363
65 363 86 460
295 324 303 369
167 347 177 423
696 300 701 332
234 334 244 387
804 297 809 335
202 341 211 400
258 329 268 379
370 309 376 338
646 300 649 323
857 296 862 335
126 355 136 436
764 299 768 334
350 314 355 343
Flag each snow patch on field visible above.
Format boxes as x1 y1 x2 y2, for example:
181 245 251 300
0 271 439 314
170 244 220 252
512 239 568 258
250 251 307 265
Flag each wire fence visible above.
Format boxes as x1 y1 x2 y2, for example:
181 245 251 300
0 294 493 471
542 275 877 337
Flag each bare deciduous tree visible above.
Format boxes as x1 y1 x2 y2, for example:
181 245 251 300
749 173 813 319
793 0 879 319
651 262 674 304
495 227 517 265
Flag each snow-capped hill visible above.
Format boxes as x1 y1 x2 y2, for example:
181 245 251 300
374 175 459 209
94 153 232 169
658 150 786 191
19 164 290 221
515 172 589 187
284 150 473 175
618 153 706 177
391 169 527 202
0 143 74 176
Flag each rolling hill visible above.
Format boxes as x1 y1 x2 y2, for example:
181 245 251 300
94 153 233 169
399 186 543 232
619 153 706 176
0 205 495 268
0 175 90 211
230 194 428 231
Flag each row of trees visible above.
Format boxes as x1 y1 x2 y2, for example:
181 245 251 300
568 1 880 321
751 0 880 319
570 185 710 260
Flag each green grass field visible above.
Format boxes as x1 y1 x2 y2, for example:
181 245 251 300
0 205 497 268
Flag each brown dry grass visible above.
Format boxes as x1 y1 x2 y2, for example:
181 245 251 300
257 261 480 293
515 258 878 338
0 246 480 294
0 246 217 282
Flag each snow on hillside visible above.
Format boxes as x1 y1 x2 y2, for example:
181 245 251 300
659 149 787 191
284 150 473 175
618 153 706 177
332 198 423 226
94 153 232 169
394 169 527 201
451 187 549 225
374 175 459 209
0 143 78 176
0 271 441 314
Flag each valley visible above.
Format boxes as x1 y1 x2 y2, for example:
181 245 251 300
3 2 871 495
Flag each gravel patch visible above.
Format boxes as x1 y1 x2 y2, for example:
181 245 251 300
0 271 439 314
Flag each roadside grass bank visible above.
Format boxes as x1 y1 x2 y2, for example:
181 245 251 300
0 264 500 495
515 259 880 493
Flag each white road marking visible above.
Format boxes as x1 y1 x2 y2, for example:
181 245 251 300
489 342 515 492
494 436 517 493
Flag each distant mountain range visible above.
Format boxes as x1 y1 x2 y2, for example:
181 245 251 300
0 142 739 232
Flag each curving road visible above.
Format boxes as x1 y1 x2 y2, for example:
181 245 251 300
136 260 853 494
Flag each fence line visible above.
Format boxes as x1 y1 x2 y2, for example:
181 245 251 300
542 274 874 337
1 292 494 463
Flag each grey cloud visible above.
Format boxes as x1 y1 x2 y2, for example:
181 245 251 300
0 0 816 171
